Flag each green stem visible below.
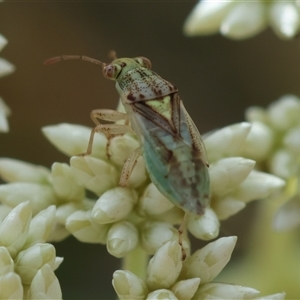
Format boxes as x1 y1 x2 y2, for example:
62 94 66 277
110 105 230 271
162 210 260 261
122 247 149 279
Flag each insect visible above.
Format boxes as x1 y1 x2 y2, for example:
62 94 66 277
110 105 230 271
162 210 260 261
45 54 210 258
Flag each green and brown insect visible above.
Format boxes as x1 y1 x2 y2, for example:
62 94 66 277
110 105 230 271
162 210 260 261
45 54 210 257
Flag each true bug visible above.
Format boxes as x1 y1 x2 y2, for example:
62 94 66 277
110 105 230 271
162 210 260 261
45 54 210 257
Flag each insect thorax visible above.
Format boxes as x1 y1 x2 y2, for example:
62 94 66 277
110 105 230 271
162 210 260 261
116 68 177 102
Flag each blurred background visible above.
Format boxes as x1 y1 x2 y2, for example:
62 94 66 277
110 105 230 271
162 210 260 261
1 1 300 299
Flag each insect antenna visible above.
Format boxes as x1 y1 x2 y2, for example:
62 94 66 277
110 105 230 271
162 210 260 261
43 55 106 67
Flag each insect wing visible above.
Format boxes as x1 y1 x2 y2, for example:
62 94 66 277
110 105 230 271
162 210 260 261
179 101 209 167
130 93 210 215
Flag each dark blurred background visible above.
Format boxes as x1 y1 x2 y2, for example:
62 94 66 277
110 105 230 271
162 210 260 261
1 1 300 299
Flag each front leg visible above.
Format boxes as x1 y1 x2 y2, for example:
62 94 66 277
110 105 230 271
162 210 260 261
90 109 130 125
81 109 134 156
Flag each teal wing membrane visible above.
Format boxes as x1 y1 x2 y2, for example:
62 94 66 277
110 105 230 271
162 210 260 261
132 93 210 215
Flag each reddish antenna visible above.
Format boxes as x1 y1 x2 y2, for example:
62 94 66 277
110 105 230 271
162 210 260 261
44 55 106 67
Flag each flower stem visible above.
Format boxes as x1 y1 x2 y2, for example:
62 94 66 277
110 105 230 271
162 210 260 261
122 246 149 279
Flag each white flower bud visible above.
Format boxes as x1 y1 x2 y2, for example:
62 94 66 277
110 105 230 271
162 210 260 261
66 210 110 244
0 58 15 78
50 162 84 202
106 221 138 258
0 247 14 276
187 207 219 240
213 196 245 220
70 156 119 196
221 2 266 39
140 221 189 255
210 157 255 197
56 201 90 224
269 2 300 39
0 182 56 215
241 122 274 161
42 123 107 159
171 278 201 300
183 1 235 36
0 158 50 183
112 270 148 300
284 126 300 154
245 106 268 124
0 202 31 258
181 236 237 283
269 149 297 179
50 199 94 242
25 205 56 247
0 35 8 51
234 170 285 202
109 134 140 167
0 272 23 299
92 187 137 224
28 264 62 300
146 241 182 290
0 204 11 223
137 183 174 217
15 243 56 284
146 289 178 300
155 207 185 225
268 95 300 131
53 256 64 271
204 122 251 162
194 283 259 299
273 196 300 231
48 223 70 243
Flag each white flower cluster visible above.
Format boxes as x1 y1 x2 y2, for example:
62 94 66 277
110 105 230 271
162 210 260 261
0 119 285 259
0 34 15 132
204 122 284 223
0 201 62 299
0 110 285 299
113 237 285 300
242 95 300 231
56 123 284 248
184 0 300 40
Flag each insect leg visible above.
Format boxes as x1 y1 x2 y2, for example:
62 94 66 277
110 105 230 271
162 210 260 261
178 212 188 261
119 146 142 187
90 109 130 124
80 109 134 156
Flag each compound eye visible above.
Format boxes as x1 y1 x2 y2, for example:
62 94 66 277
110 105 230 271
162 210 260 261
103 64 121 80
135 57 152 69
